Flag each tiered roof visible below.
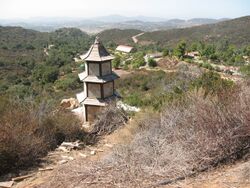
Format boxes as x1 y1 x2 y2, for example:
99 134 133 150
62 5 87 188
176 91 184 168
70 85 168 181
78 72 119 83
80 37 114 62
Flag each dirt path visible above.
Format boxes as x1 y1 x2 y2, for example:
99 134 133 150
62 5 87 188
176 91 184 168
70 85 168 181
13 142 113 188
132 32 144 44
13 119 136 188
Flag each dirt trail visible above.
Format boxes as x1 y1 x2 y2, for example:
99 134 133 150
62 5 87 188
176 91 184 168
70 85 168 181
13 119 136 188
132 32 144 44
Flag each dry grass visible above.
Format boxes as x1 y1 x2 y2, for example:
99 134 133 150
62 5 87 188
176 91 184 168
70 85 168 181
86 103 128 144
0 98 83 176
38 83 250 188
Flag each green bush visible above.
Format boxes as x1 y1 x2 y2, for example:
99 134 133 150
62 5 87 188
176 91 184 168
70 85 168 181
201 62 214 70
240 65 250 77
173 40 186 58
192 71 234 96
132 52 146 69
148 58 157 67
55 74 81 91
162 48 170 57
60 64 72 74
6 84 34 98
32 65 59 84
112 56 121 69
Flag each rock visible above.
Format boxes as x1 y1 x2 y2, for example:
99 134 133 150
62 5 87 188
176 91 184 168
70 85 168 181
60 98 79 110
61 156 74 161
79 153 87 158
90 150 96 155
38 167 54 172
95 149 104 152
0 181 14 188
105 144 113 148
117 101 140 112
58 160 68 165
61 141 81 149
57 146 70 153
12 174 33 182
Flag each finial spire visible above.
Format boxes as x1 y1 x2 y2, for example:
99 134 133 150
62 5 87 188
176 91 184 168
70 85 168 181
94 36 100 44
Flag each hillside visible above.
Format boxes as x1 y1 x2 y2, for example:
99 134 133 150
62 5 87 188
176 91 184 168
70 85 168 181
138 16 250 47
0 26 48 63
0 26 92 97
98 29 142 45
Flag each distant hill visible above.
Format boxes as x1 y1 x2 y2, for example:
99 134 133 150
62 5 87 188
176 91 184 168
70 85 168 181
138 16 250 47
0 15 228 33
0 26 91 66
0 26 49 63
98 29 142 45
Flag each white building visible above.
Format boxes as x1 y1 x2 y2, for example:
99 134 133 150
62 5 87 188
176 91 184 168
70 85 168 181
116 45 134 53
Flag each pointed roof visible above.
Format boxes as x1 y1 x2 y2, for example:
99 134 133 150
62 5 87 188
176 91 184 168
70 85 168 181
80 37 114 62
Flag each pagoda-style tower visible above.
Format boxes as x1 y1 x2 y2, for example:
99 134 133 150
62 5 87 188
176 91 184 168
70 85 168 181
76 37 119 123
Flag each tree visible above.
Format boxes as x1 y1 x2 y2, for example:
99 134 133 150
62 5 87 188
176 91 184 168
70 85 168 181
43 67 59 83
243 46 250 56
234 55 244 66
148 58 157 67
174 40 186 59
190 42 198 51
131 52 146 69
201 44 216 59
163 48 170 57
240 65 250 77
55 74 80 91
112 56 121 69
32 64 59 84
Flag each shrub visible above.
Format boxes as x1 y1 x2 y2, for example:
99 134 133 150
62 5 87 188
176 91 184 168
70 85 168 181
60 64 72 74
201 62 214 70
148 58 157 67
32 64 59 84
55 74 81 91
6 84 34 99
174 40 186 58
163 48 170 57
240 65 250 77
112 56 121 69
88 103 128 144
191 71 234 97
0 98 83 175
132 52 146 68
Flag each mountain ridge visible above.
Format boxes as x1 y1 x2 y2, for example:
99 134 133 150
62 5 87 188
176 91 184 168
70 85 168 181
0 14 230 33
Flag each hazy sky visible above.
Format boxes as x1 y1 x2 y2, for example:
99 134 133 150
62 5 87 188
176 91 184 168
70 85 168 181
0 0 249 19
